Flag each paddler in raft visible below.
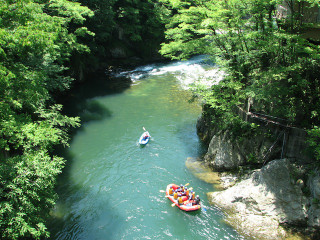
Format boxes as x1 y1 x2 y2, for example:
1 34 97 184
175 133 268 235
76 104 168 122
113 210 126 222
176 184 185 192
185 190 200 206
177 188 191 205
168 186 174 195
176 187 186 197
188 190 195 200
192 195 200 206
169 186 186 197
171 184 186 192
179 194 200 206
172 189 188 205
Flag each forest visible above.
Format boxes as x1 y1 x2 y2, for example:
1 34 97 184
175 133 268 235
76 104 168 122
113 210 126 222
0 0 320 239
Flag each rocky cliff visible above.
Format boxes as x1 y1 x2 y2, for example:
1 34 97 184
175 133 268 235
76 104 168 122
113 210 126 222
197 113 320 239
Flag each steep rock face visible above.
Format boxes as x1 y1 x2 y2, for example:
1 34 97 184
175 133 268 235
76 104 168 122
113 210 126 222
197 110 320 238
197 109 312 171
307 173 320 228
196 108 216 144
208 159 309 239
203 131 277 171
204 133 245 171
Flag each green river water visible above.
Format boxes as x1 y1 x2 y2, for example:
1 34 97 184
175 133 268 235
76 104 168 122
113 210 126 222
48 57 244 240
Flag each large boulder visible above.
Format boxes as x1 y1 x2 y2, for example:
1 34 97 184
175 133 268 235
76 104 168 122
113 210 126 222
208 159 308 239
204 132 245 171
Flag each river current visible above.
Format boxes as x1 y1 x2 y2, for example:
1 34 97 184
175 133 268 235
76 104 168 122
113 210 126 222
48 56 244 239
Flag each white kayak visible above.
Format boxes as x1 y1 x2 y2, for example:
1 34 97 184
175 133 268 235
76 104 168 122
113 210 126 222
139 131 150 145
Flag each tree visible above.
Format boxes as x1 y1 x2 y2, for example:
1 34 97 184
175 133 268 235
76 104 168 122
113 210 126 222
160 0 320 160
74 0 168 73
0 0 92 238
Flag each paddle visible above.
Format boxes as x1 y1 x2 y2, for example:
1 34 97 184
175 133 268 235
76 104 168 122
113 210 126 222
142 127 151 137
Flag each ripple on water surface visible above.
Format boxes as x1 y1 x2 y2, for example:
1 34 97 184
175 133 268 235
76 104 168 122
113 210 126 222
49 57 243 240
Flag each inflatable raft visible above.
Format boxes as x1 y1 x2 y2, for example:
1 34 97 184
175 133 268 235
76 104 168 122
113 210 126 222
166 184 201 211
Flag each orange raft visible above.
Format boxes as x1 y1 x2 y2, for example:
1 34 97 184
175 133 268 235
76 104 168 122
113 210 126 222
166 183 201 211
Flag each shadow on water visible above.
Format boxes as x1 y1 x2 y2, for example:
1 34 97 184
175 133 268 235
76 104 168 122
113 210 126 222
58 71 132 122
48 74 132 239
57 72 133 139
176 121 207 158
49 143 126 240
78 100 112 123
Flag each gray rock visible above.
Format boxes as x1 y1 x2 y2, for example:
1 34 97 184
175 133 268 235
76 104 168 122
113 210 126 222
307 172 320 228
204 132 245 171
208 159 308 239
309 174 320 200
203 130 279 171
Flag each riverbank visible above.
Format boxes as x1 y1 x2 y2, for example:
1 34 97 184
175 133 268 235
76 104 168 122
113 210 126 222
197 114 320 240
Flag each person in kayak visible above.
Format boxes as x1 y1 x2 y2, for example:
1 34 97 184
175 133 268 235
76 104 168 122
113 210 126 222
143 131 150 140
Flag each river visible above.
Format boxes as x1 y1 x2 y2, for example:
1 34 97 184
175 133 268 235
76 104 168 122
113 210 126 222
48 56 244 239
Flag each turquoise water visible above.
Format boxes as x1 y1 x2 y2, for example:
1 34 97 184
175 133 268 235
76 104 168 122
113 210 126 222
48 58 243 239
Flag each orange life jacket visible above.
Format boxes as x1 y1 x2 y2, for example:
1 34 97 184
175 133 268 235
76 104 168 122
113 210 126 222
173 192 178 199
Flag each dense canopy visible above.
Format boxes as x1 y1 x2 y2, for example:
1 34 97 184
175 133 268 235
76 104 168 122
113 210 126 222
0 0 90 238
1 0 320 239
160 0 320 160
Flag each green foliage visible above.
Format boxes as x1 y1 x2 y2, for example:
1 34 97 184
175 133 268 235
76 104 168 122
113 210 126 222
247 153 258 164
49 0 94 24
0 152 65 239
74 0 168 72
0 0 167 238
307 126 320 164
0 0 88 238
312 197 320 204
160 0 320 150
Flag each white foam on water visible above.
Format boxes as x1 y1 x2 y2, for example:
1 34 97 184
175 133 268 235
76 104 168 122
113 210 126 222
175 64 225 90
112 55 225 89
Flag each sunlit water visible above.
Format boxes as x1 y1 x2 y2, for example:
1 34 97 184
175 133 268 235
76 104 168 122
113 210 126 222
48 56 244 239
